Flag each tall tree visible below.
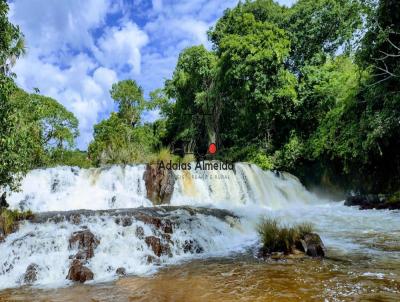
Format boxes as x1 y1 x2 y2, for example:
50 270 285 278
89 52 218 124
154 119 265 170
0 1 29 192
110 80 145 127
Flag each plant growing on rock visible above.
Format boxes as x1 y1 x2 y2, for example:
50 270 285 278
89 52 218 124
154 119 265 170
0 208 34 238
257 218 316 255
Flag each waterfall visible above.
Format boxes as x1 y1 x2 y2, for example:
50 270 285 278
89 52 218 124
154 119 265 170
8 163 319 212
1 162 324 289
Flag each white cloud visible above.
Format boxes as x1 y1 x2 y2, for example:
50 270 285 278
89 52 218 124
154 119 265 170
95 21 149 75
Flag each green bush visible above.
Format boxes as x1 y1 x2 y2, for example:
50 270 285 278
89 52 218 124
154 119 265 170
250 151 275 170
0 209 34 236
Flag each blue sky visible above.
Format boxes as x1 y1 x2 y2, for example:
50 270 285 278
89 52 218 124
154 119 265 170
10 0 295 149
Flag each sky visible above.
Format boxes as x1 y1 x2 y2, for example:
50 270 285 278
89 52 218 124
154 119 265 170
9 0 295 149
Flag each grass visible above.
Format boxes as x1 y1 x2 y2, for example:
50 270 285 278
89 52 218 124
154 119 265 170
257 218 314 254
0 209 34 236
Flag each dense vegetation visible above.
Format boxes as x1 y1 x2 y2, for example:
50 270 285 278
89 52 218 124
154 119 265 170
1 0 399 196
157 0 400 194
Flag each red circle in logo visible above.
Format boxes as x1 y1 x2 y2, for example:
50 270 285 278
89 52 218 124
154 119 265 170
208 143 217 154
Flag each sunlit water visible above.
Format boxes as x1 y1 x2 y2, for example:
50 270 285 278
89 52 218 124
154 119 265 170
1 163 399 301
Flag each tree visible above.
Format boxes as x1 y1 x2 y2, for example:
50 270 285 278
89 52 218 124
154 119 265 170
10 89 79 167
0 1 29 192
89 80 162 165
0 0 25 75
110 80 145 127
164 46 217 156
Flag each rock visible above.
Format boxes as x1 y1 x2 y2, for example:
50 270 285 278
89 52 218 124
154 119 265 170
115 216 132 227
69 230 100 260
297 233 326 257
146 255 158 264
145 236 171 257
116 267 126 276
143 164 175 205
182 239 203 254
135 212 173 234
345 194 400 210
345 194 384 208
0 192 9 210
66 259 94 283
135 226 144 239
70 214 81 225
23 263 39 284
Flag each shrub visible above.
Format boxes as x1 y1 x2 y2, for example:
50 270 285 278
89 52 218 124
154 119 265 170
250 150 275 170
257 218 314 254
0 209 34 236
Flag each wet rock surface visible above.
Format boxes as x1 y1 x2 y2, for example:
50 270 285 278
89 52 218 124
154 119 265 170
345 194 400 210
143 164 175 205
145 236 171 257
297 233 326 257
258 232 326 260
23 263 39 284
116 267 126 276
69 230 100 260
30 206 237 225
66 259 94 283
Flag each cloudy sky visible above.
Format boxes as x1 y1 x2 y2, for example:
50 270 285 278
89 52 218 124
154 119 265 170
9 0 295 149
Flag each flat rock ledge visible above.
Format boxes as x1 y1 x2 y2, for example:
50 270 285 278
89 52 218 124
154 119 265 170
29 206 237 225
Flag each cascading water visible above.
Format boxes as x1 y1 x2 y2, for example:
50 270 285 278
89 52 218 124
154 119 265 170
1 162 399 294
8 165 151 212
7 163 318 212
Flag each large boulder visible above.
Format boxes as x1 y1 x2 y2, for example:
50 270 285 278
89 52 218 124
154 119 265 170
23 263 39 284
66 259 94 283
297 233 326 257
69 229 100 260
143 164 175 205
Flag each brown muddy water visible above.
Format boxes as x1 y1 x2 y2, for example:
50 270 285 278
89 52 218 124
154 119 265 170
1 251 399 302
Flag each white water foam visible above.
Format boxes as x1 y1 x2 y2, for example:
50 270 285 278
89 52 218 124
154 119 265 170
0 210 255 289
2 163 399 290
8 163 319 212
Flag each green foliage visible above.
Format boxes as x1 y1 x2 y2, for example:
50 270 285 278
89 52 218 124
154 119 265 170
257 217 314 254
48 149 91 169
163 46 218 156
0 1 25 75
0 77 33 191
160 0 399 194
0 2 31 192
9 89 80 169
89 80 166 166
110 79 145 126
249 150 275 170
88 113 159 165
0 208 34 236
